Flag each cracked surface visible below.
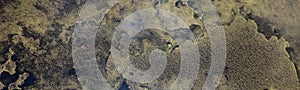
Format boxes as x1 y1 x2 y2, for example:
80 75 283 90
0 0 299 89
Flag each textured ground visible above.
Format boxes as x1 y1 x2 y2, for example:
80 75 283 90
0 0 299 90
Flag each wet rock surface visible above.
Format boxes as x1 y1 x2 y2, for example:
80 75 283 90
0 0 299 89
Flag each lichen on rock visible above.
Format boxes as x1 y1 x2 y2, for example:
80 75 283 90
0 0 299 90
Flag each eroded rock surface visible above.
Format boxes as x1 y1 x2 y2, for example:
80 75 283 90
0 0 299 90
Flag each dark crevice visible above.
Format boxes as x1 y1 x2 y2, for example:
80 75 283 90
140 85 150 89
286 47 295 54
224 66 230 80
239 5 282 40
189 24 201 32
189 24 205 38
67 68 76 76
193 12 200 19
95 30 112 78
10 54 18 61
193 9 204 19
285 47 300 81
0 71 20 89
175 1 185 8
153 0 159 8
0 41 11 56
112 17 121 23
66 24 75 32
19 72 37 89
99 51 111 78
244 14 282 40
294 65 300 82
17 22 40 39
118 81 130 90
170 45 179 54
7 34 18 41
273 29 282 39
33 2 48 14
22 27 39 39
